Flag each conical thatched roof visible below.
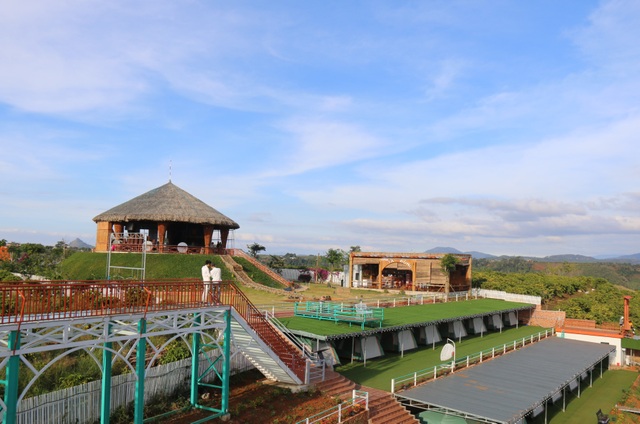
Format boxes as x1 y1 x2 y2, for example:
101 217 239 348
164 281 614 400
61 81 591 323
93 182 240 228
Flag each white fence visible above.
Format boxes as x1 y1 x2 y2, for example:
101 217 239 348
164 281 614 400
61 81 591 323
472 288 541 305
11 350 254 424
257 291 476 317
296 390 368 424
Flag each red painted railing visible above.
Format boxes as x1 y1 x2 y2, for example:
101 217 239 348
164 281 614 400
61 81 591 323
110 242 231 255
0 279 306 381
219 283 307 380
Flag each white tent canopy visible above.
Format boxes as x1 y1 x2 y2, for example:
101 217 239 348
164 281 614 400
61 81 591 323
471 317 487 335
490 314 504 330
386 329 418 353
448 321 467 339
418 325 442 346
354 336 384 361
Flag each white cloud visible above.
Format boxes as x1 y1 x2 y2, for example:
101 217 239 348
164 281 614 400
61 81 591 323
265 118 392 177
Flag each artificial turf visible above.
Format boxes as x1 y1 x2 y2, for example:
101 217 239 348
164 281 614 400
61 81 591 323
536 369 637 424
278 298 532 337
335 325 549 391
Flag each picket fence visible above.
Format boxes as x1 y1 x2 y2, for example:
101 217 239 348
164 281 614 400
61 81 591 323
9 349 254 424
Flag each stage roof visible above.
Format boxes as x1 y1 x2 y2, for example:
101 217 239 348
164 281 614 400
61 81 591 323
395 337 615 424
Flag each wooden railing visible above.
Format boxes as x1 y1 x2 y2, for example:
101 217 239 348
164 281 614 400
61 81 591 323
0 279 307 381
0 279 207 324
110 242 231 255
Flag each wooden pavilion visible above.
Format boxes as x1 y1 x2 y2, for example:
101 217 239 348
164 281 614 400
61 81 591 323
347 251 472 294
93 181 239 254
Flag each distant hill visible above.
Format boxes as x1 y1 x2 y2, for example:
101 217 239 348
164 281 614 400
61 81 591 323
68 238 94 249
425 246 640 264
424 246 463 254
424 247 496 260
539 254 598 263
465 251 498 260
609 253 640 264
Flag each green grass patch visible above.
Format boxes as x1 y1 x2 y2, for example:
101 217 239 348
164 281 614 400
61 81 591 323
336 326 548 390
58 252 233 281
533 369 637 424
278 299 532 336
232 256 285 289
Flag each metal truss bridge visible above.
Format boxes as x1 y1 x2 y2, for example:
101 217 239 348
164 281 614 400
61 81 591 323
0 280 321 424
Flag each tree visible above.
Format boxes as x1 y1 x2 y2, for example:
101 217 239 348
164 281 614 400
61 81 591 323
325 248 347 271
268 255 285 275
441 254 459 273
246 243 266 258
350 246 361 253
441 254 459 294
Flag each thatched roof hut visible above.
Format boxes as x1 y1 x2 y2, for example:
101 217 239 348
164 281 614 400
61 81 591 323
93 181 239 253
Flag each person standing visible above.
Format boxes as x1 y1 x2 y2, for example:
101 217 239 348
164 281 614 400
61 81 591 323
201 260 213 302
210 262 222 304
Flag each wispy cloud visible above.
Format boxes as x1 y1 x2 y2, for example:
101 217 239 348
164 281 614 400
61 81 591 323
2 0 640 257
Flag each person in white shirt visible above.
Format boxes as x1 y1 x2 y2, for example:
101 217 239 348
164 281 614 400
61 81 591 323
201 260 213 302
210 263 222 303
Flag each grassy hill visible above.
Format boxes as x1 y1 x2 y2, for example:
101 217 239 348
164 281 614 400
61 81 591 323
59 252 234 281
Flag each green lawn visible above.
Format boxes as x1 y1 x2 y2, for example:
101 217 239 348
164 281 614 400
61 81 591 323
278 299 531 337
531 369 638 424
336 325 549 390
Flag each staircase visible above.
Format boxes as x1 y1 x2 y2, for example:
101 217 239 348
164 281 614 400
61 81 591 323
315 370 357 399
367 388 420 424
219 283 308 384
230 249 293 288
316 371 419 424
229 309 302 384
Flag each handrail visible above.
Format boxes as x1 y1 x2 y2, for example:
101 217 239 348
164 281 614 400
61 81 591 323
265 311 317 360
390 328 555 393
265 311 326 382
219 283 307 381
0 279 208 325
0 279 309 382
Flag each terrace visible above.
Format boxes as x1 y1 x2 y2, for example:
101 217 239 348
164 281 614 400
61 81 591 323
279 298 533 339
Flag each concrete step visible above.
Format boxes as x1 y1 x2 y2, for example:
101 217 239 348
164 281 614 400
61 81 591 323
317 377 357 397
367 392 419 424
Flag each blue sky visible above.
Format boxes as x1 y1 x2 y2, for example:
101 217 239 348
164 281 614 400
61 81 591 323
1 0 639 257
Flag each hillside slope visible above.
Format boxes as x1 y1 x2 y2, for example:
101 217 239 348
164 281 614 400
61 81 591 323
59 252 233 281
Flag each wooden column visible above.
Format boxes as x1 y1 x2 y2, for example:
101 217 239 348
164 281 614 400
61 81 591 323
220 228 229 250
157 222 167 253
203 225 214 254
113 223 123 237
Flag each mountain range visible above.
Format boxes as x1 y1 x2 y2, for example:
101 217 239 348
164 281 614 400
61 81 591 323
424 246 640 264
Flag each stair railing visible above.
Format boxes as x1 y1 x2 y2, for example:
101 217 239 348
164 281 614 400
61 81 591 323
231 250 293 288
264 310 326 383
219 282 307 381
